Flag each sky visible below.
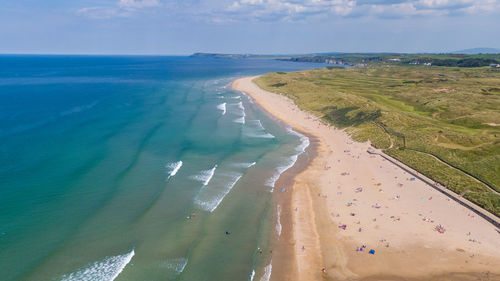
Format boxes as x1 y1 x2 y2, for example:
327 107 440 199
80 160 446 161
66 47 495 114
0 0 499 55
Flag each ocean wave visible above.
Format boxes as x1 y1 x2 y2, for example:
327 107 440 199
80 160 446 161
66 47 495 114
0 117 54 138
265 155 298 191
276 205 282 237
217 103 226 115
166 161 183 180
251 120 264 130
60 101 98 117
0 101 98 138
229 102 246 117
230 95 241 99
260 262 272 281
244 120 275 138
245 132 275 139
234 116 245 124
236 101 244 111
233 162 256 168
265 129 310 191
161 257 187 276
287 127 310 153
190 165 217 186
60 249 135 281
228 101 246 124
195 172 243 212
240 91 254 104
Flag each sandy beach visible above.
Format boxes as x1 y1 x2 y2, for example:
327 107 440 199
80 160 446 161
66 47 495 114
233 76 500 281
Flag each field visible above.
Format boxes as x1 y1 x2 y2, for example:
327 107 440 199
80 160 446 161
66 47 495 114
255 65 500 217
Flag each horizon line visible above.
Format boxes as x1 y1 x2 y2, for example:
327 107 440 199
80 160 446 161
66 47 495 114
1 49 499 57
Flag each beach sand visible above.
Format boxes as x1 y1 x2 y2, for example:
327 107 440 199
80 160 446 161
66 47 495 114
233 76 500 281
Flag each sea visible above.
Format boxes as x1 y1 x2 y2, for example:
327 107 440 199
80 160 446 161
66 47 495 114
0 55 324 281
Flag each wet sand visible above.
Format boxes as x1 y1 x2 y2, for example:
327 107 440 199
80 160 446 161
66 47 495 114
233 76 500 281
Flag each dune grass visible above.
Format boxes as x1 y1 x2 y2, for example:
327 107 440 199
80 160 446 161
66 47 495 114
255 65 500 216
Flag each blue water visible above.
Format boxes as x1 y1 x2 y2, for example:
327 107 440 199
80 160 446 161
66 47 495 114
0 55 322 281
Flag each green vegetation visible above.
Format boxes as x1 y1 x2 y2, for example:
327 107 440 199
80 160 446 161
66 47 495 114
286 53 500 67
255 64 500 217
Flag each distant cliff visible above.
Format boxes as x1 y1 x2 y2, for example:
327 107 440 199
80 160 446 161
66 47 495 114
190 53 291 60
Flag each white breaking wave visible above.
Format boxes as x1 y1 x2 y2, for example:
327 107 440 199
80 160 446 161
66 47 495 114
161 258 188 276
276 205 282 237
250 269 256 281
236 101 244 111
191 165 217 186
233 162 256 168
234 116 245 124
195 173 243 212
266 155 298 190
230 95 241 99
240 91 254 104
265 129 310 191
229 101 246 124
288 127 310 153
229 102 246 116
166 161 183 180
60 249 135 281
217 103 226 115
244 120 275 138
245 132 275 139
260 262 272 281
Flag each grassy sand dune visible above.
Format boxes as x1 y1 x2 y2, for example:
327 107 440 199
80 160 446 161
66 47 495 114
255 66 500 216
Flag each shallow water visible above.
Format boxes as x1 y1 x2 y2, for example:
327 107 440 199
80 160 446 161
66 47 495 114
0 55 321 281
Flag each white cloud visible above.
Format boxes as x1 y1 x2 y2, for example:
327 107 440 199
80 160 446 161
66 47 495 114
222 0 499 21
119 0 161 9
226 0 356 21
76 0 500 21
77 0 161 18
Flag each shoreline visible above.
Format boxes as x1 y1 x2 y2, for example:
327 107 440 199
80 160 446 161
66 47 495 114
233 76 500 281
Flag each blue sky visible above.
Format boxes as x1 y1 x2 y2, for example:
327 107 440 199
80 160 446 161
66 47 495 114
1 0 499 54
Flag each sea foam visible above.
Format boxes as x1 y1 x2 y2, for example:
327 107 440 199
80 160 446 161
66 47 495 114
233 162 256 168
265 155 298 191
244 120 275 139
234 117 246 124
288 127 310 153
276 205 282 237
191 165 217 186
195 172 243 212
217 103 226 115
260 262 272 281
60 249 135 281
236 101 244 111
166 161 183 180
230 101 246 124
265 129 310 191
161 258 188 276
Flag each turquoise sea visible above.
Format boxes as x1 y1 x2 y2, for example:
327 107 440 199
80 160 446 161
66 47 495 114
0 55 322 281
